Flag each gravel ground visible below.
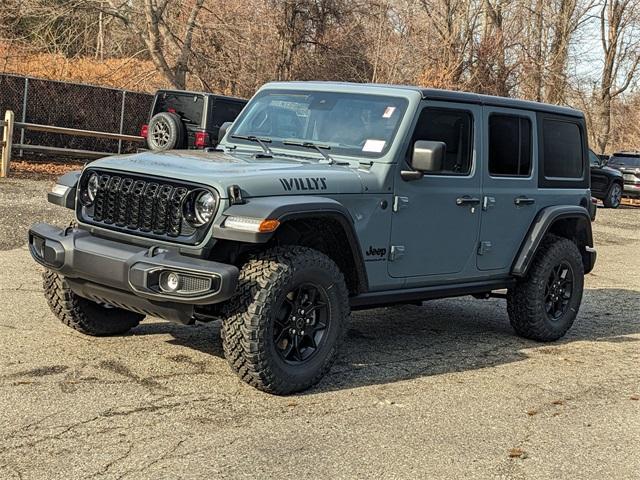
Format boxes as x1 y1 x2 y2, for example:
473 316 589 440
0 176 638 479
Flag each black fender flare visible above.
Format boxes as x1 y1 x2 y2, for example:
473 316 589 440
212 195 367 288
511 205 595 277
47 170 81 209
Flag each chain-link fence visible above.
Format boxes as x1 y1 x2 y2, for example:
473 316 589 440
0 73 153 159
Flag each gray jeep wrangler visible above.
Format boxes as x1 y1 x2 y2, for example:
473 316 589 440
29 82 597 395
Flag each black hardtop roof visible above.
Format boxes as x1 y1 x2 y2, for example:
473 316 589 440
418 88 583 118
155 89 246 103
268 81 584 119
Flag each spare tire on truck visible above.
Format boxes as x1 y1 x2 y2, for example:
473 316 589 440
147 112 185 151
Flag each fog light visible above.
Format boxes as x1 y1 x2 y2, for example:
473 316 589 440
160 271 181 292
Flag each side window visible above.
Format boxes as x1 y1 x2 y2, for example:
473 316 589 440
488 115 532 177
411 108 473 175
543 119 583 178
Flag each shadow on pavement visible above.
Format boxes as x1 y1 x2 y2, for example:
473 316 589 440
130 287 640 393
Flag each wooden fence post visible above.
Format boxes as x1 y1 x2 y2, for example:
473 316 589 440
1 110 15 178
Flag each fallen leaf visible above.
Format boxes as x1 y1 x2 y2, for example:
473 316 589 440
508 448 525 458
630 395 639 401
526 409 538 416
286 401 298 407
551 400 564 405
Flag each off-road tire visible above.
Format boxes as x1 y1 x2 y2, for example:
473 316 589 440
603 182 622 208
43 270 144 336
147 112 185 151
507 235 584 341
221 246 350 395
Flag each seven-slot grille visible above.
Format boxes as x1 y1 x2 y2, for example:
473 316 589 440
87 172 190 238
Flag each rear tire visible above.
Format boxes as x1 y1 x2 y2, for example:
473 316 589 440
221 246 350 395
147 112 185 151
603 182 622 208
507 235 584 341
43 270 144 336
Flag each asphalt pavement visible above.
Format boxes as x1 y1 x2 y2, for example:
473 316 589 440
0 176 638 479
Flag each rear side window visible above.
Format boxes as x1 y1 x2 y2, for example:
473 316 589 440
411 108 473 175
542 119 583 178
488 115 532 176
153 92 204 126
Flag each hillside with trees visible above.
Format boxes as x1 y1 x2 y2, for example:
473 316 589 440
1 0 640 153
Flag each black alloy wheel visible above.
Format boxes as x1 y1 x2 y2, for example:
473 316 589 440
273 283 330 364
544 262 574 321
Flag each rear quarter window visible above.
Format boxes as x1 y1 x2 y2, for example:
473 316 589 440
543 119 583 178
537 113 588 189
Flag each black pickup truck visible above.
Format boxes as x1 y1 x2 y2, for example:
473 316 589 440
589 150 624 208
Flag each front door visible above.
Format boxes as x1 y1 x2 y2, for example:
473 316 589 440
388 102 482 280
477 107 538 271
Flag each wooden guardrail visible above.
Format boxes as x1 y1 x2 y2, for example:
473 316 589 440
1 110 145 178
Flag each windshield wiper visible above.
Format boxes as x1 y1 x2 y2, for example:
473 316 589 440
230 135 273 157
283 140 338 165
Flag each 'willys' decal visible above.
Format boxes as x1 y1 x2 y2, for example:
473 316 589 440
279 177 327 191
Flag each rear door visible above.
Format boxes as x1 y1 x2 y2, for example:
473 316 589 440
477 107 538 272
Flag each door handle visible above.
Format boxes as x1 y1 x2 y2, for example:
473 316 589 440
514 197 536 206
456 196 481 206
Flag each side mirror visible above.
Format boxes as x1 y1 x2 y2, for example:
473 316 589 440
402 141 446 180
218 121 233 144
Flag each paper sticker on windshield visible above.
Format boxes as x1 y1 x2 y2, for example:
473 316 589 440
363 139 386 153
382 106 396 118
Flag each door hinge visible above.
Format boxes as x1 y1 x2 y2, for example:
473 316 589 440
478 241 492 255
393 196 409 212
389 245 405 261
483 196 496 211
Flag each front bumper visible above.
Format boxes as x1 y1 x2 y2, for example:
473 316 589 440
28 223 239 324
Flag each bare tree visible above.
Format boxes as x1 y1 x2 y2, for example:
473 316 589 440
595 0 640 152
99 0 205 89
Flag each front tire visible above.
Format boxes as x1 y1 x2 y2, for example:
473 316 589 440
603 182 622 208
507 235 584 341
43 270 144 336
221 247 350 395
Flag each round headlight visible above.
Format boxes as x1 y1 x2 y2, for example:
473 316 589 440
87 173 99 202
194 191 216 225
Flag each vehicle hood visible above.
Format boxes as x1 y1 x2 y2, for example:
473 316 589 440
593 165 623 177
88 149 366 198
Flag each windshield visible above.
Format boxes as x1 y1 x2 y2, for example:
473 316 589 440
589 150 600 167
609 155 640 168
227 90 409 158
